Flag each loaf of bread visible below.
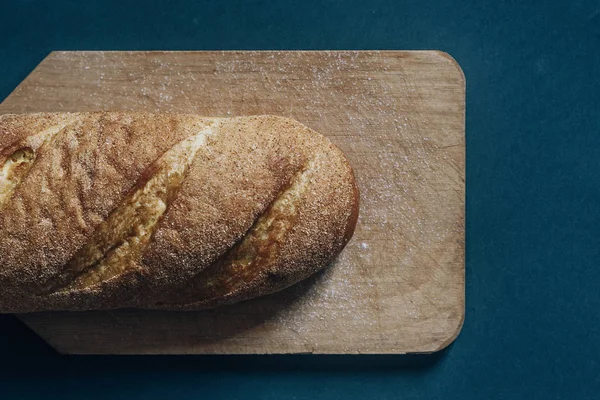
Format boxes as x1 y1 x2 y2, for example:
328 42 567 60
0 112 359 313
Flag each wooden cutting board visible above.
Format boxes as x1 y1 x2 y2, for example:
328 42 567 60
0 51 465 354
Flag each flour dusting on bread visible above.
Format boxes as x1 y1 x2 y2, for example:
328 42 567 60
0 113 358 313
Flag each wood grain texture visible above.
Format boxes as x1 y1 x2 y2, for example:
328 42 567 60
0 51 465 354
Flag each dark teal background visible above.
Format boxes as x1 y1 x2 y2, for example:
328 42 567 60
1 0 599 398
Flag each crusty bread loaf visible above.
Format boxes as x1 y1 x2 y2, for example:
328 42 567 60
0 112 359 313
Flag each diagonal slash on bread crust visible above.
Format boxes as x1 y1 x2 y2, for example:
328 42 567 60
156 157 318 308
42 123 217 294
0 117 77 210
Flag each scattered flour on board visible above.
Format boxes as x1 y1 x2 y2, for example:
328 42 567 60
34 52 463 351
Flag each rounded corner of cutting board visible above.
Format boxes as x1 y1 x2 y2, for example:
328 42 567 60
429 51 465 85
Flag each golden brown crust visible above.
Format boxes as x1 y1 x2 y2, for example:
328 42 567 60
0 112 359 313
